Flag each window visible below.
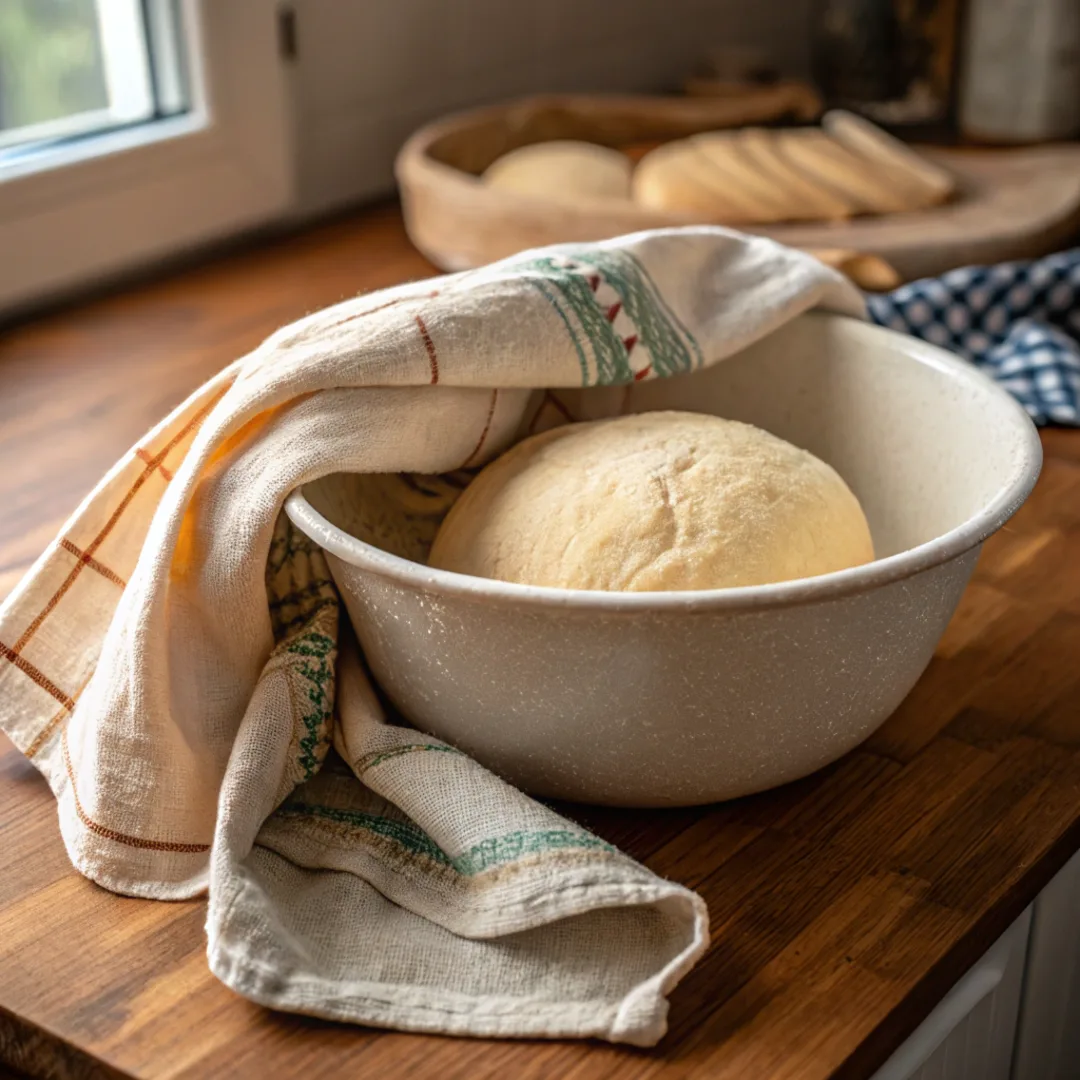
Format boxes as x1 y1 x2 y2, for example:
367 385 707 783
0 0 189 162
0 0 294 315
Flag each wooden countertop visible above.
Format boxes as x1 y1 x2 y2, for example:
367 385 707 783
2 204 1080 1080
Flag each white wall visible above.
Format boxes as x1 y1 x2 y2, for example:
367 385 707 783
289 0 810 216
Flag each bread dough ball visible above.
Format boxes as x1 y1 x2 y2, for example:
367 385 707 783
632 139 763 222
483 141 632 203
429 411 874 592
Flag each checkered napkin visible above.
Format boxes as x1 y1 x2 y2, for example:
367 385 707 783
0 228 863 1045
867 249 1080 425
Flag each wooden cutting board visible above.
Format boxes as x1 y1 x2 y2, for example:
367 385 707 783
759 144 1080 280
396 95 1080 282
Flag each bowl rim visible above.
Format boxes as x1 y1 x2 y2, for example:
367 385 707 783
284 316 1043 614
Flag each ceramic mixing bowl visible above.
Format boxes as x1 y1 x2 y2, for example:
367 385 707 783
285 313 1041 807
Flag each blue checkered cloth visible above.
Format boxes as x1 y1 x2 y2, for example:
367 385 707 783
866 249 1080 425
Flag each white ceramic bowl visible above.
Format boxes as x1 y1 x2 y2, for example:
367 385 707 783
285 313 1041 807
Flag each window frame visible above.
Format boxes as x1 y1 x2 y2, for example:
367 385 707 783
0 0 295 315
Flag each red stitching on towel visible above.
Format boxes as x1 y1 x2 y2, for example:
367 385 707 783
0 642 75 710
5 389 228 761
544 390 574 424
24 671 93 760
135 446 173 481
8 387 224 657
527 390 577 434
461 390 499 468
60 539 127 589
62 729 210 853
415 313 439 384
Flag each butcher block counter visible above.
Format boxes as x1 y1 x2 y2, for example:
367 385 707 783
2 204 1079 1080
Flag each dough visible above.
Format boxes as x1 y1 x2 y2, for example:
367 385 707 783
631 140 758 221
429 411 874 592
483 141 632 203
630 123 942 224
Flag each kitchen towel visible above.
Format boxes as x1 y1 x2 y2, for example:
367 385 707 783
867 248 1080 426
0 228 863 1046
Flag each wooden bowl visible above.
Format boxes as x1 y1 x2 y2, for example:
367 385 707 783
395 91 821 271
395 94 1080 283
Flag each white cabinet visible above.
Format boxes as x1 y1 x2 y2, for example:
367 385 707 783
870 911 1031 1080
868 844 1080 1080
1013 846 1080 1080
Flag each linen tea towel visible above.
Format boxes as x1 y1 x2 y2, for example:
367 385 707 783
0 227 864 1045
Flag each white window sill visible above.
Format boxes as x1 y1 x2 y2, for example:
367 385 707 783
0 113 207 186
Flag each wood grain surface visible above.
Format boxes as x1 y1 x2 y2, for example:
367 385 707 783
2 202 1080 1080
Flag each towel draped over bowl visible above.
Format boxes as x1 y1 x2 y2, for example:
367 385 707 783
0 227 863 1045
